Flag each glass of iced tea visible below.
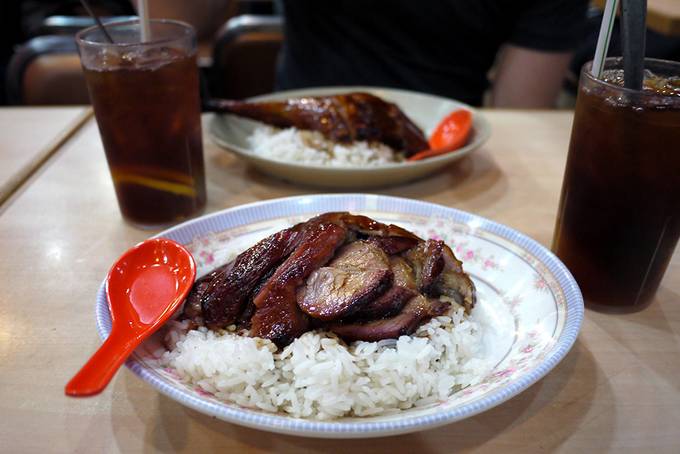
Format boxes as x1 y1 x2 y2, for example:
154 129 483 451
553 57 680 310
76 20 206 227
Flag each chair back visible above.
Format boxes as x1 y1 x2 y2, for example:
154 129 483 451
210 15 283 99
38 15 137 36
6 35 89 105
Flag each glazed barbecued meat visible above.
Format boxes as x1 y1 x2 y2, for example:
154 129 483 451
403 239 476 313
181 212 476 347
197 225 305 329
250 221 347 346
327 295 450 342
349 257 418 320
297 241 394 321
205 92 429 156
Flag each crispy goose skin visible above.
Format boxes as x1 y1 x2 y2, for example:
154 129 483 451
200 226 304 329
206 93 429 155
297 241 393 320
251 222 348 346
328 295 450 342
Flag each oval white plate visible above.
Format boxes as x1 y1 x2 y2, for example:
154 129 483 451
209 87 491 188
95 194 582 438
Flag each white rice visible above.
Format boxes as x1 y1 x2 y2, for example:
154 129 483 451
247 125 402 166
161 304 489 420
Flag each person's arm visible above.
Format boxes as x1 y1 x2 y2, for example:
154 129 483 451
491 45 572 108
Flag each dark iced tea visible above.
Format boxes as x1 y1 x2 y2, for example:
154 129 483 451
553 58 680 309
77 20 206 227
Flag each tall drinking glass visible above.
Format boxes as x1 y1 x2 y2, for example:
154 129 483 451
76 20 206 227
553 57 680 310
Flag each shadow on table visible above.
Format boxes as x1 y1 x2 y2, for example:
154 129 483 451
111 338 613 453
380 152 507 210
207 148 506 211
588 284 680 395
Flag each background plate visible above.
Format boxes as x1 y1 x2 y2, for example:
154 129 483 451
209 87 491 188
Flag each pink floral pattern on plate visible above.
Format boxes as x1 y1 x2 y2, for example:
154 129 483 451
148 212 568 415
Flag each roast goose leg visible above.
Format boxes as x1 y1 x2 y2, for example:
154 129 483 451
205 92 429 156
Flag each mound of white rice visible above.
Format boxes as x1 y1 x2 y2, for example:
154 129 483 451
247 125 402 166
161 304 489 420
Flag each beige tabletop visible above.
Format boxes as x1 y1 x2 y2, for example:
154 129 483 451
0 110 678 453
594 0 680 36
0 107 91 205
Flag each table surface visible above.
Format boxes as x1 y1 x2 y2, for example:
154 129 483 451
594 0 680 36
0 107 90 204
0 109 678 453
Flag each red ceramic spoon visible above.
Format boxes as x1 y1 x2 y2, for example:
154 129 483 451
407 109 473 161
65 238 196 397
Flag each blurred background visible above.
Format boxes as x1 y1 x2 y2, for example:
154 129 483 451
1 0 679 108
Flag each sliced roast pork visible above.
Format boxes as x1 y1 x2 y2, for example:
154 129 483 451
182 212 476 347
366 236 420 255
250 222 348 346
297 241 393 321
198 225 305 329
328 295 450 342
349 257 417 320
182 261 233 322
404 239 476 312
311 212 422 242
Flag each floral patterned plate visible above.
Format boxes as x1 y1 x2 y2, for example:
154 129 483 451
94 194 583 438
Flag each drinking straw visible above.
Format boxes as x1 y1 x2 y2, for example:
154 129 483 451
591 0 619 77
620 0 647 90
138 0 152 42
79 0 114 43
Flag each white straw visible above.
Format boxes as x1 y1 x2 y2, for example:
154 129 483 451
138 0 151 42
592 0 620 77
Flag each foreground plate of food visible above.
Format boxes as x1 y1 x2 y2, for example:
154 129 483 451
209 87 491 188
95 195 582 438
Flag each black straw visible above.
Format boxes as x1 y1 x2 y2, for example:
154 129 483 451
79 0 115 43
620 0 647 90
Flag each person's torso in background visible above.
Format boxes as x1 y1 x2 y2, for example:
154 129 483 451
278 0 587 106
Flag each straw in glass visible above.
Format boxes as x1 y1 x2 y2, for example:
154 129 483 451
591 0 620 78
620 0 647 90
79 0 114 43
138 0 152 42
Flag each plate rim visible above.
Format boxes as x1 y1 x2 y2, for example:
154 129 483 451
208 85 492 172
95 194 583 438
